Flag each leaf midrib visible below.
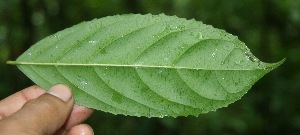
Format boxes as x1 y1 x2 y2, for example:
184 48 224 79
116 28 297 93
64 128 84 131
6 61 270 70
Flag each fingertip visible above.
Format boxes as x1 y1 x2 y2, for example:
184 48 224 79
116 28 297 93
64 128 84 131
67 124 94 135
73 104 94 117
64 104 94 130
48 84 72 102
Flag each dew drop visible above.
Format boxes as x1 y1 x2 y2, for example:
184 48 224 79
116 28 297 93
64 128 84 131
252 57 258 62
158 114 165 118
235 60 242 65
88 40 96 44
78 77 88 89
197 32 203 39
170 26 178 30
53 34 59 38
134 61 144 66
161 24 172 34
264 66 274 70
28 53 32 56
80 81 88 85
244 52 251 61
178 44 185 49
211 53 216 57
55 45 59 49
244 52 260 62
158 68 166 74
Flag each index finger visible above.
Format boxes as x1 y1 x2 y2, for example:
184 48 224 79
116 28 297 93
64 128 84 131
0 85 46 120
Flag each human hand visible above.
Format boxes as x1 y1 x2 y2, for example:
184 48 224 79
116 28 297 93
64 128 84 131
0 84 94 135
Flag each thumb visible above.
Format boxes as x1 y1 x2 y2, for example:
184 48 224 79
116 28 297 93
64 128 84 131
0 84 74 135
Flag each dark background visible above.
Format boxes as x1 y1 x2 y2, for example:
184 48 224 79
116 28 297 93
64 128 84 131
0 0 299 134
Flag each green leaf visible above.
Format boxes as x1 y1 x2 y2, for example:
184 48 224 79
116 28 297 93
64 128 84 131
7 14 284 117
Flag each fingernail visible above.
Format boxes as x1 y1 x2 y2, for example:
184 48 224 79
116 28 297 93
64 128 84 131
48 84 72 102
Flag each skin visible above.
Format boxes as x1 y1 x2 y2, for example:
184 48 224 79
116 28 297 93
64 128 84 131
0 84 94 135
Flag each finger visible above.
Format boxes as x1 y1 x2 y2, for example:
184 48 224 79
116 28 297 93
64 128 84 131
66 124 94 135
64 105 94 130
55 124 94 135
0 85 46 120
0 84 73 135
54 105 94 135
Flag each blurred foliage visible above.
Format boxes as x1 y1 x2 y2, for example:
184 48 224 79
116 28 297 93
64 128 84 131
0 0 299 134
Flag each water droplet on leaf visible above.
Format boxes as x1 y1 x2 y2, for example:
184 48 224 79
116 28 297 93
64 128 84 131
88 40 96 44
197 32 203 39
235 60 242 65
212 53 216 57
80 81 88 85
78 77 88 88
53 34 59 38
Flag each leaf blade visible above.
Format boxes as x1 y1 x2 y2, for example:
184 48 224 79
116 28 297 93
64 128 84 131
7 14 284 117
